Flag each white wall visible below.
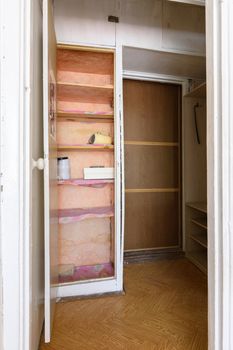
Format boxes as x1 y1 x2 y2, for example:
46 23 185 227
54 0 205 55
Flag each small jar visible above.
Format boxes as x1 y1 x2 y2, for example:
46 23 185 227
57 157 71 180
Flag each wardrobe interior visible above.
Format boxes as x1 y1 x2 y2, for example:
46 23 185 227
52 0 207 293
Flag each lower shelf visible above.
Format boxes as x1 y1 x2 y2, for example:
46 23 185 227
58 262 114 284
190 233 207 248
187 251 207 274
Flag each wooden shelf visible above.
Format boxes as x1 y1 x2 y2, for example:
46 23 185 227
57 111 114 123
186 202 207 214
167 0 205 6
58 179 114 186
124 141 179 147
191 217 207 230
58 206 114 224
185 82 206 98
57 82 113 104
58 144 114 151
187 251 207 274
190 234 207 248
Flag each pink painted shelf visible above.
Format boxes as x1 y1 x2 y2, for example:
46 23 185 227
58 144 114 151
58 206 114 224
58 178 114 187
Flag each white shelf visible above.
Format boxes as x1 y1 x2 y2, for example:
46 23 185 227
167 0 205 6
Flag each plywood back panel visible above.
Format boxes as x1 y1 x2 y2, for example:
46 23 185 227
124 192 179 250
124 80 179 142
123 79 181 251
125 145 179 189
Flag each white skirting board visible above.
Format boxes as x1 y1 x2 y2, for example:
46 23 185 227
57 278 122 298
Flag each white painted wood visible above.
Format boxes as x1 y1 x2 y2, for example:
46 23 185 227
43 0 58 343
206 0 233 349
115 44 124 291
167 0 205 6
57 278 121 298
117 0 163 51
123 47 206 79
0 0 32 349
30 0 45 349
54 0 206 55
54 0 116 47
162 1 205 54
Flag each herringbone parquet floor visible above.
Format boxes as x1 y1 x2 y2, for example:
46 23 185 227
40 258 207 350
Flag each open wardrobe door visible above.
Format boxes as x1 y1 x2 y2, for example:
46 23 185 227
43 0 58 342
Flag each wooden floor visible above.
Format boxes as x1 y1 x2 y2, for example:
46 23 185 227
40 258 207 350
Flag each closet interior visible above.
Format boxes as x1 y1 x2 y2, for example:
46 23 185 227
56 47 116 284
44 0 208 302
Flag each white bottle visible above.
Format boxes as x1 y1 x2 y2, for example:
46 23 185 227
58 157 71 180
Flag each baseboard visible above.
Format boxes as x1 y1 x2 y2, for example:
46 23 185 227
58 289 125 303
124 248 185 264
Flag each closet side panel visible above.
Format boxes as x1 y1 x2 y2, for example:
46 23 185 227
123 79 181 251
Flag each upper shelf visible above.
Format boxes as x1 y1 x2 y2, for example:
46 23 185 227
58 144 114 151
57 82 114 104
57 111 114 123
186 202 207 214
184 82 206 98
167 0 205 6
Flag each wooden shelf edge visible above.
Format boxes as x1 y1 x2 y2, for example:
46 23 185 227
186 202 207 214
186 253 207 274
57 81 114 90
191 218 207 230
58 145 114 151
189 234 207 248
124 141 179 147
184 82 206 98
125 188 179 193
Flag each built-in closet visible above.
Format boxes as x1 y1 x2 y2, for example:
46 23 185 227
42 0 207 342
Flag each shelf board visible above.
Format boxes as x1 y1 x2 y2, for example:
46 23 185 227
58 178 114 186
57 82 114 104
59 206 114 224
124 141 179 147
58 144 114 151
186 251 207 274
185 82 206 98
57 111 114 123
186 202 207 214
191 218 207 230
167 0 205 6
190 234 207 248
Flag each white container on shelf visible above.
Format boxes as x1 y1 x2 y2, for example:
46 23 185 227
58 157 71 180
84 167 114 180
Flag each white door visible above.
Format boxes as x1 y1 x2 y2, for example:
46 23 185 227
43 0 58 343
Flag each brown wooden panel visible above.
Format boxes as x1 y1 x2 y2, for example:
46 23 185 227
123 79 179 142
125 145 179 189
124 192 180 250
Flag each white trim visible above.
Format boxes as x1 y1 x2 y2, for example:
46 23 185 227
57 278 121 298
206 0 233 349
0 0 31 349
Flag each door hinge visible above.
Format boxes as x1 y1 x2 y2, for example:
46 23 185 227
108 15 119 23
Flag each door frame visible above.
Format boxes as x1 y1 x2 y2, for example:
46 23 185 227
122 69 188 251
0 0 233 349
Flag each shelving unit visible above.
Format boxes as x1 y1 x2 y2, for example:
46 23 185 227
186 202 207 273
57 46 115 285
185 82 206 98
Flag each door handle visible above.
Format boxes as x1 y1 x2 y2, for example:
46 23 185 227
32 158 45 170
